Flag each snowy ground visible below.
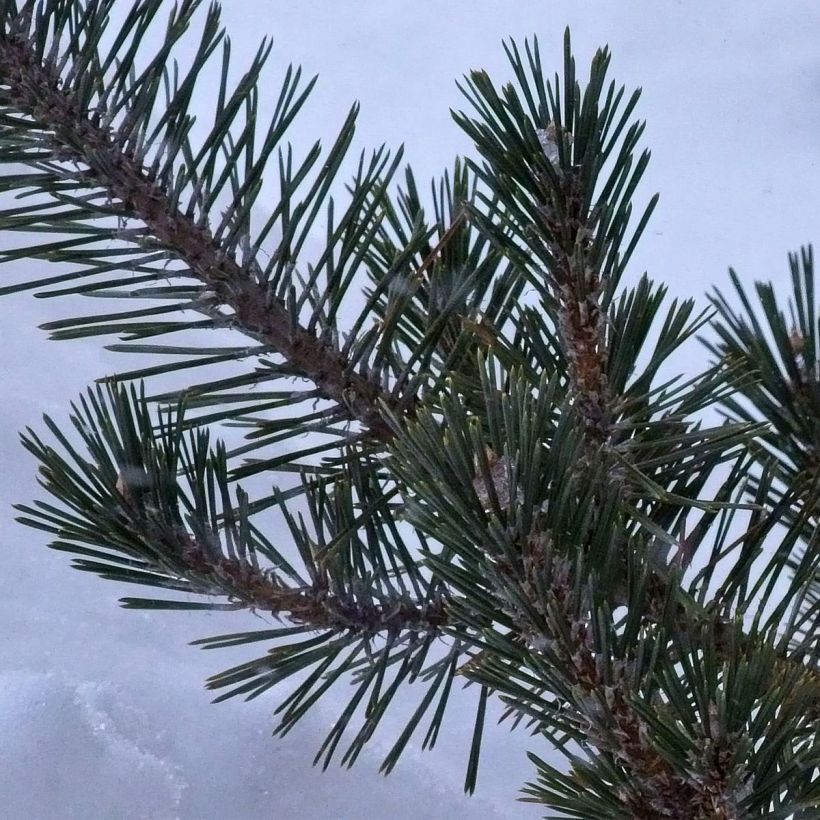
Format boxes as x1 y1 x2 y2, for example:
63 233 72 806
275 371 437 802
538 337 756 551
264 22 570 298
1 2 819 818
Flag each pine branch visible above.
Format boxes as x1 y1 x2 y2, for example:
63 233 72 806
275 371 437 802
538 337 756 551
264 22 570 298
453 33 658 441
705 246 820 667
13 379 480 776
0 3 405 441
17 381 451 633
386 355 820 813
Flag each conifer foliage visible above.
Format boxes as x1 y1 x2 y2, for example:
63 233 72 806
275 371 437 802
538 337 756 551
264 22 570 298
1 1 818 816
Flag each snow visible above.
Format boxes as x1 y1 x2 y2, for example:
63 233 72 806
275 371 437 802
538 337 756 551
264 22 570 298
0 672 186 818
0 669 512 819
1 1 819 818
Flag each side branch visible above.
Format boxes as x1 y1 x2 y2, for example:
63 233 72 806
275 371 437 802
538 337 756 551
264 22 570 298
76 472 453 639
0 22 399 441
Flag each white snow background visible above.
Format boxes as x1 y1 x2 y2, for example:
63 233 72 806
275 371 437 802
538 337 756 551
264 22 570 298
1 1 819 818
